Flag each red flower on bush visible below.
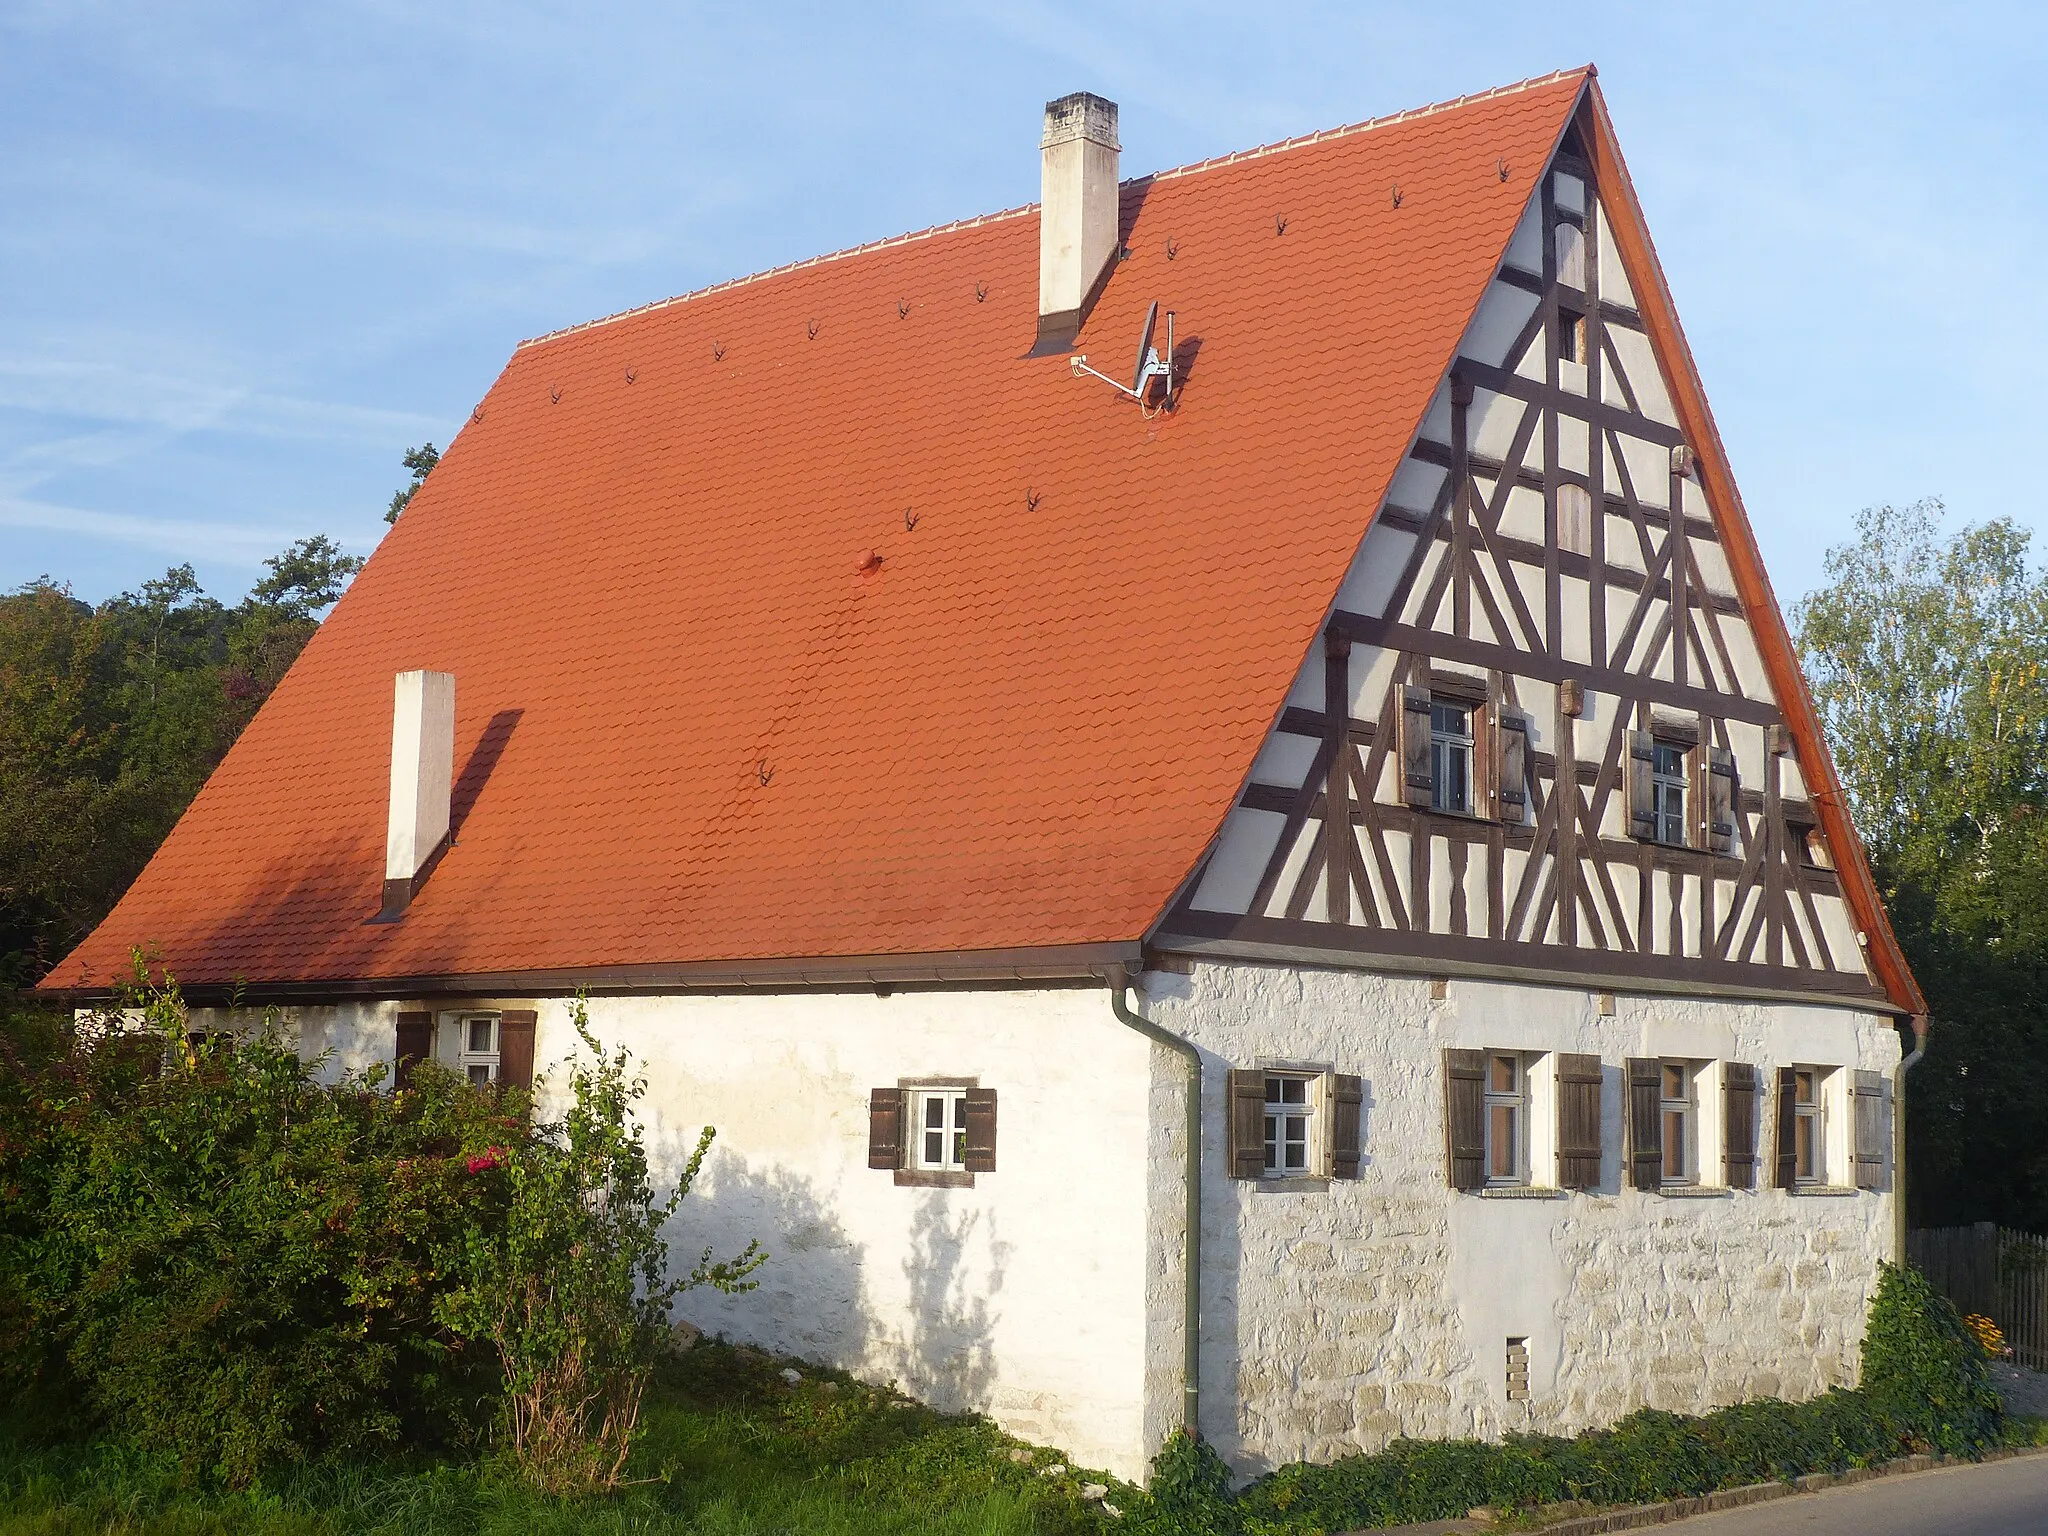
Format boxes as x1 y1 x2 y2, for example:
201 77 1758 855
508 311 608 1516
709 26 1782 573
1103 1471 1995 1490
465 1146 509 1174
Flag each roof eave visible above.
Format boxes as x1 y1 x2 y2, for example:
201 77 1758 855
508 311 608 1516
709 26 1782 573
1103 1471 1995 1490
1578 80 1926 1020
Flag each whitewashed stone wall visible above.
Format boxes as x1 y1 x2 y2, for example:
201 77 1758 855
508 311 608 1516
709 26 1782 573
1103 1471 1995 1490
191 987 1160 1481
1141 960 1901 1476
189 959 1899 1485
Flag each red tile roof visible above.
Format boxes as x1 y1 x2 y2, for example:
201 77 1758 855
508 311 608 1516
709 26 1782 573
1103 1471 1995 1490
57 68 1908 1010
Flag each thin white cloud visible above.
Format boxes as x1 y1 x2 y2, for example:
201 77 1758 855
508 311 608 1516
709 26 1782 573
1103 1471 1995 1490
0 494 315 566
0 357 441 446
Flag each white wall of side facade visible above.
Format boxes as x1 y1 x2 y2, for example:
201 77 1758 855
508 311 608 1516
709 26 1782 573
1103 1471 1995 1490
1139 959 1901 1477
195 986 1164 1482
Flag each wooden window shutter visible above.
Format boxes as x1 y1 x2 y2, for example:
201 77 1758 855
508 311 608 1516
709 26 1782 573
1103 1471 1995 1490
1227 1069 1267 1179
1852 1070 1887 1190
1400 686 1434 808
1330 1074 1365 1179
497 1010 537 1090
1444 1049 1485 1191
394 1010 432 1088
963 1087 998 1173
1773 1066 1799 1189
1497 712 1530 822
1628 731 1658 839
1706 746 1737 854
1626 1057 1662 1192
1555 1053 1604 1190
868 1088 905 1170
1723 1062 1759 1190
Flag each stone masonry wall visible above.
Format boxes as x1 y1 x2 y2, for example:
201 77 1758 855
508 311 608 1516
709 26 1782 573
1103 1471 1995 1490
1143 960 1899 1476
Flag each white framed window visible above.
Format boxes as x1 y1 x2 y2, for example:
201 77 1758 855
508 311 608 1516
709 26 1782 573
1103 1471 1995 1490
457 1013 500 1086
1793 1066 1826 1185
1263 1073 1320 1177
911 1087 969 1174
1431 701 1476 815
1651 742 1688 846
1485 1053 1527 1185
1660 1061 1696 1185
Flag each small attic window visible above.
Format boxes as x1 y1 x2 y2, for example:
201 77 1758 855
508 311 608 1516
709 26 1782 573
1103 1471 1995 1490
1558 308 1587 365
1554 222 1587 289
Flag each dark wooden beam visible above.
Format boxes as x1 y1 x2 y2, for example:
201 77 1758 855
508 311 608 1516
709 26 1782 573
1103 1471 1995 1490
1157 909 1885 1003
1325 613 1785 727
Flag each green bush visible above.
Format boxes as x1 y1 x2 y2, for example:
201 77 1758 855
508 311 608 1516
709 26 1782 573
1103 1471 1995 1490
0 963 753 1491
1859 1258 2003 1454
438 996 762 1492
0 965 518 1482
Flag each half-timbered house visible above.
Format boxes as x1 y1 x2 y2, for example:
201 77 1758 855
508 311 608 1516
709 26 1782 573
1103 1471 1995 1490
48 68 1925 1481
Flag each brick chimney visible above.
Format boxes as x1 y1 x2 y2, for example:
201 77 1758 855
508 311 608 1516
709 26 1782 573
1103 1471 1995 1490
1037 92 1120 351
380 669 454 918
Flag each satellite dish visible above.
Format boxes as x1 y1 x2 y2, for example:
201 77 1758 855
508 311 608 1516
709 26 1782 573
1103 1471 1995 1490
1130 301 1160 396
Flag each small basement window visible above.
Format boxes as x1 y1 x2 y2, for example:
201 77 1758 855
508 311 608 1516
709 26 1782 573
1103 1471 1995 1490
457 1013 500 1086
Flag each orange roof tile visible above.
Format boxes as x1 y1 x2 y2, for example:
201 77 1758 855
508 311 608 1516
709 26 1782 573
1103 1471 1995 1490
51 71 1606 994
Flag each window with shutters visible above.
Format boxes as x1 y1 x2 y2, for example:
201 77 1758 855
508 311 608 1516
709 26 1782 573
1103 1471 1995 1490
911 1087 969 1174
456 1013 500 1086
1230 1065 1364 1183
1430 701 1475 815
869 1078 996 1186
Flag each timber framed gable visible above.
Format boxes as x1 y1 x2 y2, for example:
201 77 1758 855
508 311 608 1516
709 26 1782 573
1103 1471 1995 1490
1159 110 1890 1008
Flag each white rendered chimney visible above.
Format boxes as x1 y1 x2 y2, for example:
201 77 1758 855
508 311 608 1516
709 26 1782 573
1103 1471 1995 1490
1037 91 1121 348
382 669 455 917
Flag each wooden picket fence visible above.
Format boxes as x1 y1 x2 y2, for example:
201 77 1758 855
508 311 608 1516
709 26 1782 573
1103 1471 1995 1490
1907 1223 2048 1371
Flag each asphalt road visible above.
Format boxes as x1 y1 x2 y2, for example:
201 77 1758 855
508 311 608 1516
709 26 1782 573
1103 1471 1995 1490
1663 1454 2048 1534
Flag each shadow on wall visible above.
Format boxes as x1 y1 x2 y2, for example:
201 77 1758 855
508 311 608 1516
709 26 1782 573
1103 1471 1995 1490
894 1191 1006 1410
663 1147 871 1369
659 1144 1008 1417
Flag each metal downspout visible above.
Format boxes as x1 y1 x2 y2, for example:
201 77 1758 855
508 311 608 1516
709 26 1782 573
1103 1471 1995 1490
1107 964 1202 1439
1894 1013 1929 1263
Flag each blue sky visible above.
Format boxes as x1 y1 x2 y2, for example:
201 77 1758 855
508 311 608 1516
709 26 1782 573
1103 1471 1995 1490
3 2 2042 608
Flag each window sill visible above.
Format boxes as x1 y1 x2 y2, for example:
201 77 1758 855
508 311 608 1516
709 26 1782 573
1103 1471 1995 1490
1659 1185 1732 1199
1789 1184 1860 1198
894 1169 974 1189
1478 1185 1566 1200
1254 1176 1330 1194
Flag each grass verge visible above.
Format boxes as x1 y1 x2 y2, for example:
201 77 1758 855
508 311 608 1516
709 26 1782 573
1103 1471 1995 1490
0 1343 1124 1536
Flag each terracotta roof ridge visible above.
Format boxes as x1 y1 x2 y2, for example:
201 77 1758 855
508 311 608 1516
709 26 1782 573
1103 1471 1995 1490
517 64 1593 352
1138 64 1592 189
517 201 1037 349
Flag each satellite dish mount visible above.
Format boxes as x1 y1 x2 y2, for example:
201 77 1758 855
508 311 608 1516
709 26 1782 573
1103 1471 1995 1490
1070 301 1178 415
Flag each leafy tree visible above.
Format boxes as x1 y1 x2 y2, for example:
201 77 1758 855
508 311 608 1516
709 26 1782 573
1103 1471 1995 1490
384 443 440 524
1795 498 2048 1230
0 536 363 991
